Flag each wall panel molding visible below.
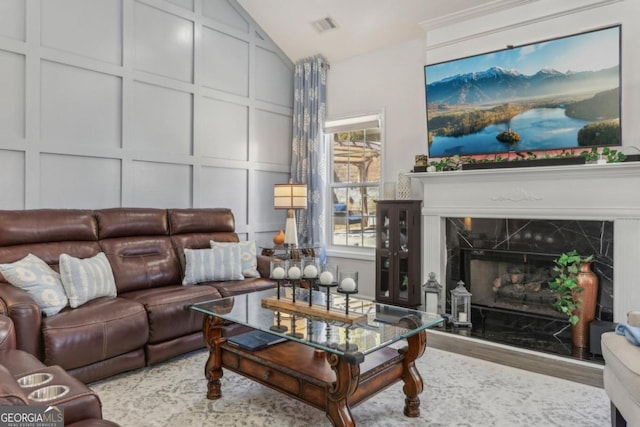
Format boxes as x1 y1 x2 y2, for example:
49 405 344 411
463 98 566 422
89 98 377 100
420 0 540 31
425 0 625 51
0 0 294 240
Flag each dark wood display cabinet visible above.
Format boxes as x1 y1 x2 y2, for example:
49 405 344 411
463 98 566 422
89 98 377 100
375 200 422 308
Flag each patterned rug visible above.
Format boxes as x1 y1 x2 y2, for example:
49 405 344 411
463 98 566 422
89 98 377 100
90 347 610 426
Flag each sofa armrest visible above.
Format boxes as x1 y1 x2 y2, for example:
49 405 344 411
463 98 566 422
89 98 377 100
0 364 29 405
0 315 16 351
0 283 43 358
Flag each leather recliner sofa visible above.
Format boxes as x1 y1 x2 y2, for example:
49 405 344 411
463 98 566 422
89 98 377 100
0 208 275 383
0 313 120 426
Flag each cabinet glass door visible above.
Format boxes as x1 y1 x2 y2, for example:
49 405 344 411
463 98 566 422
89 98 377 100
375 200 421 308
376 204 392 303
394 207 411 305
378 254 391 299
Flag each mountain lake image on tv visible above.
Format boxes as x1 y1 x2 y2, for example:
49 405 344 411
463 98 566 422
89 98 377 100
425 26 621 158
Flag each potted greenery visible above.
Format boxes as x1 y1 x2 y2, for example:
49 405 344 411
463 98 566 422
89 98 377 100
548 250 598 348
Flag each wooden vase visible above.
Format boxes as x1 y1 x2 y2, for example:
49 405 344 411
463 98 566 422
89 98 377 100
571 261 599 348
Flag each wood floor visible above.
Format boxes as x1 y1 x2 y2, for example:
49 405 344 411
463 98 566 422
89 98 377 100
426 329 604 388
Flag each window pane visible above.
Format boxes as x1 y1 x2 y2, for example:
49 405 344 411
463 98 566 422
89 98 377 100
328 116 381 249
333 128 380 185
331 185 379 248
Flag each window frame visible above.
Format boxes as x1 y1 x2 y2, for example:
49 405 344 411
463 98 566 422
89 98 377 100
323 111 384 256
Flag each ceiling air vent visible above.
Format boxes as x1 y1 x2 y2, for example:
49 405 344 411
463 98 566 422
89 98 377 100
311 16 338 34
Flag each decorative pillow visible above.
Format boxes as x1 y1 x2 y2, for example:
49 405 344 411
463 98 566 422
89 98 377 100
183 246 244 285
210 240 259 278
0 254 68 316
59 252 117 308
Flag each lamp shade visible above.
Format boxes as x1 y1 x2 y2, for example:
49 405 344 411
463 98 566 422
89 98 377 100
274 182 307 209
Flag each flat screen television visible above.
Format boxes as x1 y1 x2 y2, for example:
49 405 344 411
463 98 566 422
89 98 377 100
424 26 621 158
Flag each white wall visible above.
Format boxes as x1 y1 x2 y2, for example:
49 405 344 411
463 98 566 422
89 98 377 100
326 0 640 300
325 38 428 299
327 37 428 187
0 0 293 243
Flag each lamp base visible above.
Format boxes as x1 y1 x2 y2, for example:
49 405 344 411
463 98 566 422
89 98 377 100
284 211 298 247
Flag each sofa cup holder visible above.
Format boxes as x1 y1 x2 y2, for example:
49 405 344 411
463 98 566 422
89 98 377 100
17 372 54 388
28 385 70 402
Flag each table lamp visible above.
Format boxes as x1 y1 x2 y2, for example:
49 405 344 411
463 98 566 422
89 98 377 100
274 179 307 247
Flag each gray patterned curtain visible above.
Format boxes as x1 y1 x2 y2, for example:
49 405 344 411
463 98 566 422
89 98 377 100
291 55 328 256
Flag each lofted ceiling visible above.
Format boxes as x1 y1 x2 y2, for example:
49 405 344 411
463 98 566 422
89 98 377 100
236 0 532 63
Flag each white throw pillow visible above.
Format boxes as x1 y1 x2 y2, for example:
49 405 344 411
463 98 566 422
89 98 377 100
59 252 117 308
183 246 244 285
210 240 259 278
0 254 68 316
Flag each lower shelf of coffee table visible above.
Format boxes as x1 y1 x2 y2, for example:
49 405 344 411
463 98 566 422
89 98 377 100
220 340 405 411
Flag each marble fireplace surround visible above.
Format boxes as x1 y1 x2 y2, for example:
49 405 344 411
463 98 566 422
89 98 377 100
411 162 640 323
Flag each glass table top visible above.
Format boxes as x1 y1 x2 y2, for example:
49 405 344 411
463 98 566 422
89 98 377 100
258 243 320 259
189 288 443 356
259 243 321 251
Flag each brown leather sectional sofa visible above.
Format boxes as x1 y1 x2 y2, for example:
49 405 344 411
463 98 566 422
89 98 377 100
0 314 120 426
0 208 275 384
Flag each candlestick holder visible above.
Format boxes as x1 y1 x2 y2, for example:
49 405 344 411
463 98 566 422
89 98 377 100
337 270 359 316
269 311 288 333
324 322 338 349
302 257 320 307
336 288 359 316
336 327 358 353
270 260 287 299
287 259 302 303
287 314 304 339
317 264 339 311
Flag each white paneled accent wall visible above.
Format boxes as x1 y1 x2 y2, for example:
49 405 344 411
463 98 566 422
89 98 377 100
0 0 293 240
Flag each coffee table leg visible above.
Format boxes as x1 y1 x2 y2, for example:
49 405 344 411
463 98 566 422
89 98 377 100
326 352 364 427
399 327 427 417
203 315 226 400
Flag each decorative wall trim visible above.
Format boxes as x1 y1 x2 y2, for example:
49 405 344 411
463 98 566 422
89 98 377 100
0 0 294 243
424 0 624 51
419 0 539 31
490 188 543 202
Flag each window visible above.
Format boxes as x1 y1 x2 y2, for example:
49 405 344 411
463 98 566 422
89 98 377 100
324 113 382 248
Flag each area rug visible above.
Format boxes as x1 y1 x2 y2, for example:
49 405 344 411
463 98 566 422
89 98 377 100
90 347 610 426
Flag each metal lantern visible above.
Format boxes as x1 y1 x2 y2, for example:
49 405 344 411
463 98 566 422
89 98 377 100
422 272 443 315
451 281 472 327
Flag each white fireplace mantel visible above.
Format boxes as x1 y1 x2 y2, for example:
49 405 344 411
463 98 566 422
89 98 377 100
410 162 640 322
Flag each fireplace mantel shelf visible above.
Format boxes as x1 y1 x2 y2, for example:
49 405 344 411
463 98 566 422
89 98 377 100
410 161 640 220
409 161 640 182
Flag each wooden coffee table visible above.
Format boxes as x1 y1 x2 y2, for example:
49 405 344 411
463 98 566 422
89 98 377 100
189 289 443 426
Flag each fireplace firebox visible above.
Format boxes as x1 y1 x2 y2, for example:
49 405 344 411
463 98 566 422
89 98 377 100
462 249 562 319
444 217 613 358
